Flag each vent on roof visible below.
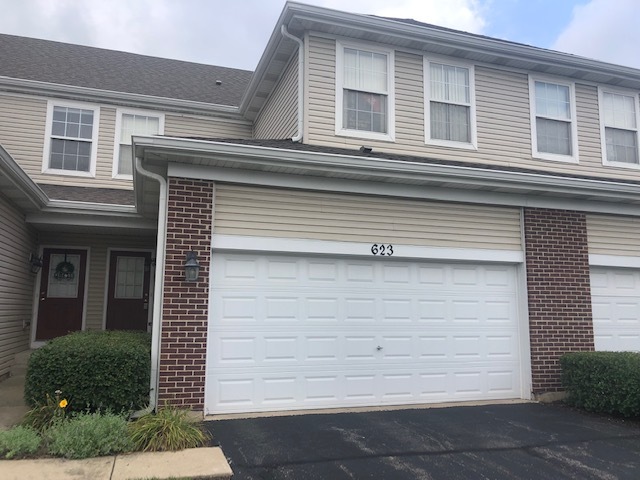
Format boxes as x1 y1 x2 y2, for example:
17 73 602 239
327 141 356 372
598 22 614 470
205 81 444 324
215 80 222 85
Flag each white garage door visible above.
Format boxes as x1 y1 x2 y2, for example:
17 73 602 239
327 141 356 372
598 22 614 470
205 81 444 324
205 253 523 414
591 267 640 351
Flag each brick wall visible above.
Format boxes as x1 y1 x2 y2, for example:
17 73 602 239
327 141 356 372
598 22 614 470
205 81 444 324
158 177 213 410
524 208 594 395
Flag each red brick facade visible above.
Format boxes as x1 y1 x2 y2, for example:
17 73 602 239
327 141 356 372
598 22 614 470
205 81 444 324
158 177 213 410
524 208 594 395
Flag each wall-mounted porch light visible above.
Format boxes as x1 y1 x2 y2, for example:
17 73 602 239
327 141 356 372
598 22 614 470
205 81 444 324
184 251 200 282
29 253 43 274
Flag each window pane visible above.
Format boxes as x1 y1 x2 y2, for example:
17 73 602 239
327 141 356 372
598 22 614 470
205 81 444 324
603 92 637 130
343 48 387 93
431 64 470 104
49 139 91 171
606 127 638 163
430 102 470 142
535 82 570 120
50 106 94 140
343 90 387 133
536 118 571 155
119 145 133 175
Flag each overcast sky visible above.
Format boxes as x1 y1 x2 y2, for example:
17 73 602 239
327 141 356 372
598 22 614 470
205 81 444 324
0 0 638 71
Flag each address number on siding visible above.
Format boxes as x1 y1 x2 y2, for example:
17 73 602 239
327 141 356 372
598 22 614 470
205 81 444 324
371 244 394 256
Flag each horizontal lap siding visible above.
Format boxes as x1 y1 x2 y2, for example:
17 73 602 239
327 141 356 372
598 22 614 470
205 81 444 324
305 36 630 181
0 195 37 377
254 56 298 139
214 185 522 250
164 114 252 139
38 232 156 330
587 214 640 256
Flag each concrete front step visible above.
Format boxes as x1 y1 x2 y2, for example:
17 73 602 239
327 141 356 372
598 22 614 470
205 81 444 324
10 349 35 377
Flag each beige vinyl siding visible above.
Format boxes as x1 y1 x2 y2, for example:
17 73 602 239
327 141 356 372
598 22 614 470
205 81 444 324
38 232 156 331
304 35 639 181
254 56 298 139
164 114 252 139
587 214 640 256
0 195 37 378
214 185 522 250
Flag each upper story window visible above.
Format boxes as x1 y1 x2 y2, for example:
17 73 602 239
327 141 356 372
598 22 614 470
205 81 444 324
529 77 578 162
425 59 476 149
42 101 99 177
113 109 164 179
599 88 640 167
335 41 395 141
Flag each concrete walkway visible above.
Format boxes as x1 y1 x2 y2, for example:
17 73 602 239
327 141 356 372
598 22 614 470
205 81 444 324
0 350 31 430
0 447 232 480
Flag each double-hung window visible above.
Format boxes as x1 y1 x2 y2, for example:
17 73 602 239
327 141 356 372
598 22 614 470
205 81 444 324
599 88 640 166
336 41 394 141
43 101 99 176
113 109 164 178
529 77 578 162
425 60 476 148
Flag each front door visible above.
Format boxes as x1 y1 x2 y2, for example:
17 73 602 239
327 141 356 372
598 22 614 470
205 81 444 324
35 248 87 341
105 251 152 331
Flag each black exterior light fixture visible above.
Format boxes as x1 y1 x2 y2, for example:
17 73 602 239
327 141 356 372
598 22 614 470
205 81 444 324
184 251 200 282
29 253 43 274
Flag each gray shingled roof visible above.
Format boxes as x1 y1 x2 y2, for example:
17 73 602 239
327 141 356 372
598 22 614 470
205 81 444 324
0 34 253 106
38 184 135 205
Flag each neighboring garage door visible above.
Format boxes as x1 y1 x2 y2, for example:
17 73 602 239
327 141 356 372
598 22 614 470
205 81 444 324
206 253 523 414
591 267 640 351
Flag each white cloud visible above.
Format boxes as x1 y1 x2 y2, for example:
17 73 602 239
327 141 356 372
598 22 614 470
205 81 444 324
553 0 640 68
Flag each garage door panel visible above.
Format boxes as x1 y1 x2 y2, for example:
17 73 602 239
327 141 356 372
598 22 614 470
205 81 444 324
207 254 522 414
591 267 640 352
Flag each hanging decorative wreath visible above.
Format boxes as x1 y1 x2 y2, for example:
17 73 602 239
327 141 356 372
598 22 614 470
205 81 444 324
53 260 75 281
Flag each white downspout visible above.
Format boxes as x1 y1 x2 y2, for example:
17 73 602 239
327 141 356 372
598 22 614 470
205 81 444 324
133 157 167 415
281 25 304 142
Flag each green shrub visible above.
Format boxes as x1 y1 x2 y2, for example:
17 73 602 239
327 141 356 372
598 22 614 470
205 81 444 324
128 407 210 452
25 331 151 413
561 351 640 417
0 426 41 459
45 412 132 459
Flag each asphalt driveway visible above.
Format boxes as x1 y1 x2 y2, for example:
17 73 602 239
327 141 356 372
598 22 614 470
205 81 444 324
206 402 640 480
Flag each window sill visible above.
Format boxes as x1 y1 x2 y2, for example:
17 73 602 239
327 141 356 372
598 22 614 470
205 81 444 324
335 128 395 143
532 152 580 164
602 160 640 170
425 138 477 151
42 168 95 178
112 173 134 181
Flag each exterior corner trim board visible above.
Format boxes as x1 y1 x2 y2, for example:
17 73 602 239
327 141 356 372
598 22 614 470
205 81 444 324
211 234 524 263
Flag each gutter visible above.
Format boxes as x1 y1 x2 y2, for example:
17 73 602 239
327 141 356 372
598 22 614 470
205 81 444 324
133 157 168 414
280 25 304 142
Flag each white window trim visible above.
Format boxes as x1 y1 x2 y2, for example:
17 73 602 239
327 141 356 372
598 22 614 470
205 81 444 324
424 57 477 150
42 100 100 177
113 108 165 179
335 40 395 142
598 86 640 170
529 75 579 163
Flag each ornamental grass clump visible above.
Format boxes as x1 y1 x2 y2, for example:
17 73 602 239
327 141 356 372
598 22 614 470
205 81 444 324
21 389 69 432
45 411 132 459
128 407 210 452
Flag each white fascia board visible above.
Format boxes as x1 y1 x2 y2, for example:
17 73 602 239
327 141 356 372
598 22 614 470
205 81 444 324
589 254 640 269
150 137 640 202
212 234 524 264
27 212 157 231
0 76 241 119
45 199 138 214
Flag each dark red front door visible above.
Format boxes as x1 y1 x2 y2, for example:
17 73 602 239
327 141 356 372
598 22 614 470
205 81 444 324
35 248 87 341
105 251 151 331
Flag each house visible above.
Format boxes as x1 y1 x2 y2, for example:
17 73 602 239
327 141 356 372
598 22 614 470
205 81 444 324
2 2 640 416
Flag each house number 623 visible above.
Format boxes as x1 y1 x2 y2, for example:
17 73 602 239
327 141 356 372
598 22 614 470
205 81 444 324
371 244 394 256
